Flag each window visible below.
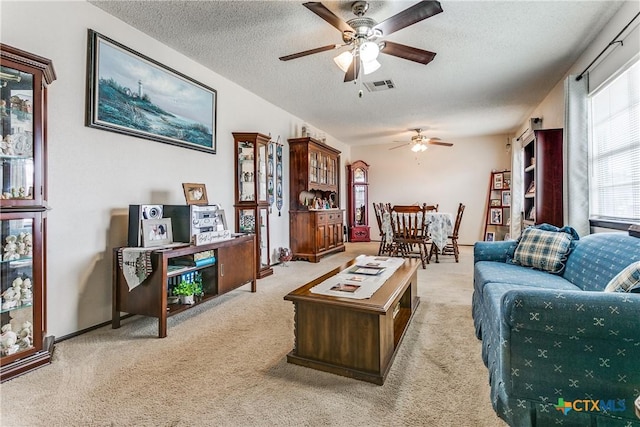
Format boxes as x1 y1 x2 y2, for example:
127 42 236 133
589 58 640 223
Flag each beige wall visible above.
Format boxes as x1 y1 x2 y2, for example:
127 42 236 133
349 135 511 245
1 1 349 337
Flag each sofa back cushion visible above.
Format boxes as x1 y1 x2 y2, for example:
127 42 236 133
563 232 640 291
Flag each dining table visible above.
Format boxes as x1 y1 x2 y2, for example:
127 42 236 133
425 212 454 252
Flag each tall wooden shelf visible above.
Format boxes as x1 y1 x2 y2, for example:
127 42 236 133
522 129 563 229
483 170 511 241
288 137 345 262
1 44 56 382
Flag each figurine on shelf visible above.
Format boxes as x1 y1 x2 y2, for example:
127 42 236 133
0 324 19 355
19 277 32 305
17 321 32 350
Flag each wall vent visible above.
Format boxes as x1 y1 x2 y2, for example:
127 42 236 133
364 79 395 92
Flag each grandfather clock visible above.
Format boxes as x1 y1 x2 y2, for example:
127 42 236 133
347 160 370 242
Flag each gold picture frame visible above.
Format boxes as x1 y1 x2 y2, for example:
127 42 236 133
182 183 209 205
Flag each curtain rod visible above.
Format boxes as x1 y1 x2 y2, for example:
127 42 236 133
576 11 640 81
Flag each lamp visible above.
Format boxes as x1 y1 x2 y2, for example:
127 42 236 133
359 41 379 62
333 51 353 73
362 59 380 75
411 142 428 152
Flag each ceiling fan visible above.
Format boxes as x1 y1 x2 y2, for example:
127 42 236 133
279 1 443 83
389 129 453 152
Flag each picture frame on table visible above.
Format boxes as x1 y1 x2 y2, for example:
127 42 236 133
485 232 495 242
490 199 501 207
86 29 217 154
141 218 173 248
182 183 209 205
493 173 504 189
502 190 511 207
490 208 503 225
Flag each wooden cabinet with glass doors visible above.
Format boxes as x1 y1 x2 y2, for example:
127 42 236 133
233 132 273 278
347 160 370 242
1 44 56 382
288 137 344 262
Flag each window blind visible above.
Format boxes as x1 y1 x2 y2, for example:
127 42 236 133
589 58 640 221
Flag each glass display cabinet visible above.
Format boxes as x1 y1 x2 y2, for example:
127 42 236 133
347 160 370 242
233 132 273 278
1 44 56 382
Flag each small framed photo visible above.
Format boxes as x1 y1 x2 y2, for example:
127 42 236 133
182 183 208 205
490 199 501 207
490 208 503 225
493 173 504 190
485 232 495 242
142 218 173 247
501 190 511 207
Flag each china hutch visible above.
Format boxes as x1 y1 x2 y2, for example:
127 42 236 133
288 137 345 262
346 160 370 242
233 132 273 278
0 44 56 382
522 129 563 229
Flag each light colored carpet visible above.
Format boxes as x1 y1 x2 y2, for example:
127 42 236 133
0 243 505 426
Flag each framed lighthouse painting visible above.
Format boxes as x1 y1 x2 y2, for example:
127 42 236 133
85 30 217 154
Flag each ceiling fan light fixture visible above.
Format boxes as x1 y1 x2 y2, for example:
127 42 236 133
359 41 380 62
333 51 353 73
362 59 380 75
411 142 427 152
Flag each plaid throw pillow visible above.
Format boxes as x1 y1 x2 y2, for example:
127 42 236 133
604 261 640 293
513 227 572 274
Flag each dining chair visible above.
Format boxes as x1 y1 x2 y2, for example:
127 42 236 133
430 203 465 262
425 204 439 212
372 202 394 256
389 204 430 268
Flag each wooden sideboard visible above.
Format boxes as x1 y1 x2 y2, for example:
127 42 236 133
112 235 255 338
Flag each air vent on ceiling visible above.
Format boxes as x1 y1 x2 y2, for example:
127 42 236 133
364 79 395 92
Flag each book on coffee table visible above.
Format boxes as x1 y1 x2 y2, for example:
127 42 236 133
349 265 386 276
330 283 360 293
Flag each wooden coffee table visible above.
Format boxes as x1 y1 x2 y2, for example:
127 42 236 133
284 257 420 385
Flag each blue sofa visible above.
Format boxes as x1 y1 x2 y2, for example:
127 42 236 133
472 231 640 426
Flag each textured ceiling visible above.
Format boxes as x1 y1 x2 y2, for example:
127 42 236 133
89 0 621 147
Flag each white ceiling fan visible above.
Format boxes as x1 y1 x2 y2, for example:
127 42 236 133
389 128 453 152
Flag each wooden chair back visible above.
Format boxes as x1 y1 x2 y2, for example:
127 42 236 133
452 203 465 238
390 204 430 268
424 204 439 212
390 205 428 241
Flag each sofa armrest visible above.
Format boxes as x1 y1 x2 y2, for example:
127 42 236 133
474 240 517 264
501 288 639 341
498 288 639 420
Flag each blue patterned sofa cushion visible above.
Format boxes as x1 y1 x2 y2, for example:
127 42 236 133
563 233 640 291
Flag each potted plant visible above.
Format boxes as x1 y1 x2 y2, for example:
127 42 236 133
173 280 196 305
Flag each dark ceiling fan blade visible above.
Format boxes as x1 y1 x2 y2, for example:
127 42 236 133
279 44 341 61
380 41 436 65
389 142 411 150
303 2 354 33
373 1 443 37
344 58 360 82
428 139 453 146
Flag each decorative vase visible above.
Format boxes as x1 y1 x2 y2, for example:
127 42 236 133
181 294 195 305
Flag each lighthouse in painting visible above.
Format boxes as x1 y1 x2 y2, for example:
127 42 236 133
138 80 143 98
